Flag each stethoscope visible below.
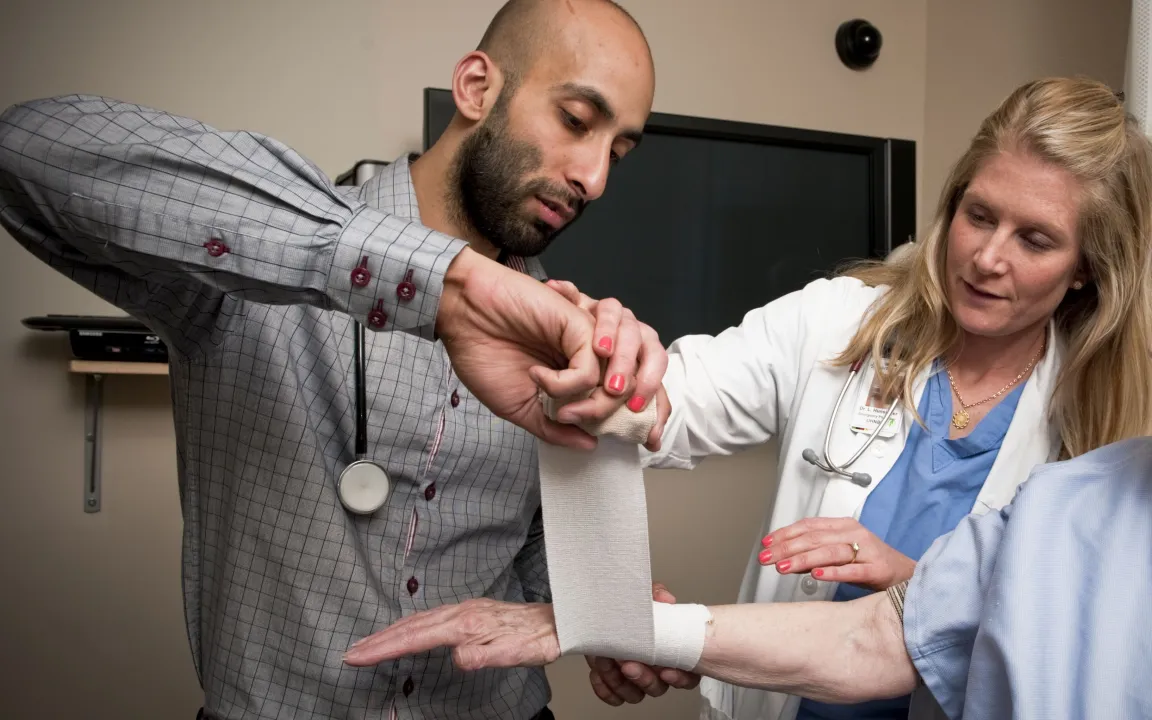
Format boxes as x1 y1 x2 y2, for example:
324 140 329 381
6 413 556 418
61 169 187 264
336 320 392 514
801 356 900 488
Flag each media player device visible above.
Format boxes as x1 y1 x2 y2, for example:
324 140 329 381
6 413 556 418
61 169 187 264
22 314 169 363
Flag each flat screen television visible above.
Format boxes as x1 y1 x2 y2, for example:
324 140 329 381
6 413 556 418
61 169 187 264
423 88 916 342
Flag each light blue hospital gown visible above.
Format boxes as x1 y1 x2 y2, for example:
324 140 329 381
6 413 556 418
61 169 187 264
903 435 1152 719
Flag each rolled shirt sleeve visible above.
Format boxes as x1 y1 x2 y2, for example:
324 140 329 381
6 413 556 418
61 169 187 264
902 500 1012 718
906 438 1152 720
0 94 465 356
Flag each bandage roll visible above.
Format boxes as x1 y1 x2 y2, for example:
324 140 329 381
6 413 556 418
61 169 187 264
538 393 656 444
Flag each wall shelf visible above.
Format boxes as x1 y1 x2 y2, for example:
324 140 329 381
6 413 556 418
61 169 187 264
68 360 170 513
70 360 169 376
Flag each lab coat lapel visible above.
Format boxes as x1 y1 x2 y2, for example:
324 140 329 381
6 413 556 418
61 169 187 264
972 321 1063 514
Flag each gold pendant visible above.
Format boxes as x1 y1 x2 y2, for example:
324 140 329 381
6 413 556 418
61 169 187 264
951 409 970 430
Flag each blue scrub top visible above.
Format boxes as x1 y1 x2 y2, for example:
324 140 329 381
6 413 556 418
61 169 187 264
797 365 1025 720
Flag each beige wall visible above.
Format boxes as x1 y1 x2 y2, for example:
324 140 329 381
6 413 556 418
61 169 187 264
0 1 1126 719
922 0 1132 218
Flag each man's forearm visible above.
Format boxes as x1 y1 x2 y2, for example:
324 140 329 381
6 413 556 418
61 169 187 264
0 95 467 343
695 593 917 703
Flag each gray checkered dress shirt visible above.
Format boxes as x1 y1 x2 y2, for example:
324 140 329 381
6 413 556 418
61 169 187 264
0 95 554 720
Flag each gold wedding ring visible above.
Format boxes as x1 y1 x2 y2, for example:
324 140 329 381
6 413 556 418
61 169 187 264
849 542 860 563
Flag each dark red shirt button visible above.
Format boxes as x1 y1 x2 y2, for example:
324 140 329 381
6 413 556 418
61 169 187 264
204 239 229 257
403 677 414 696
397 269 416 301
407 576 419 595
367 300 388 329
351 256 372 287
450 390 460 407
424 483 436 501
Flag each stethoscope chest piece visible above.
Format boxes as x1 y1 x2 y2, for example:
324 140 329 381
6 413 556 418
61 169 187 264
338 460 391 515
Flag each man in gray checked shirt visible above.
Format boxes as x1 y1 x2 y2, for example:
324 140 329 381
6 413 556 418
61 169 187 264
0 1 673 718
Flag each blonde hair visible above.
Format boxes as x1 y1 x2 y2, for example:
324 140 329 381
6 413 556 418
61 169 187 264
836 76 1152 460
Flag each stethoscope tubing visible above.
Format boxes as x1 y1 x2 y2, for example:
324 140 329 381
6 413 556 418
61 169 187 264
805 357 900 487
339 320 391 515
353 320 368 459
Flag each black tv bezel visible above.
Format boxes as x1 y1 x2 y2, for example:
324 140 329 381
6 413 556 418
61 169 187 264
422 87 916 260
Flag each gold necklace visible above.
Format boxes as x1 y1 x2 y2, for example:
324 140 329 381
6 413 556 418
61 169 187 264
946 341 1045 430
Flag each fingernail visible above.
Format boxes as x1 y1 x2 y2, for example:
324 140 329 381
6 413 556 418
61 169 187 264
627 395 645 412
777 560 792 573
812 569 824 579
599 336 613 352
623 665 641 679
758 549 772 564
762 535 773 547
607 374 625 393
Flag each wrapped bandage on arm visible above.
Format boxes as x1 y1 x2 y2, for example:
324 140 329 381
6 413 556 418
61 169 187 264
652 601 714 670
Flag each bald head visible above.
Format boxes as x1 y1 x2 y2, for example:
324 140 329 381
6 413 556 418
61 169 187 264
418 0 655 259
477 0 653 91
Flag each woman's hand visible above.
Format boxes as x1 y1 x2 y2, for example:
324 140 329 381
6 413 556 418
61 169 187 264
544 279 670 451
342 598 560 670
759 517 916 591
585 582 702 706
438 249 605 450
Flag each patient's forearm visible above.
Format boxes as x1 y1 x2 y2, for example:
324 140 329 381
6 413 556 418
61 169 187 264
694 593 917 703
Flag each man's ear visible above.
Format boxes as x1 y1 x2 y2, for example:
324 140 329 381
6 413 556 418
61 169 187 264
452 51 504 123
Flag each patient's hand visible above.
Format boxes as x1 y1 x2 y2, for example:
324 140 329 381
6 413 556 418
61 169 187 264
342 598 560 670
585 582 702 706
544 279 670 451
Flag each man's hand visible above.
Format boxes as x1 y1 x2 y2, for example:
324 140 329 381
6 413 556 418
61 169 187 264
545 279 670 451
585 582 702 706
436 249 606 450
760 517 916 591
342 598 560 670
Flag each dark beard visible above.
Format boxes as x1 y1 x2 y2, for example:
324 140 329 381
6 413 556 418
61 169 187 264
451 101 584 257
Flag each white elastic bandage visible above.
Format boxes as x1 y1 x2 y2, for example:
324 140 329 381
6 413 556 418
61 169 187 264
538 390 659 660
652 601 712 670
538 388 711 670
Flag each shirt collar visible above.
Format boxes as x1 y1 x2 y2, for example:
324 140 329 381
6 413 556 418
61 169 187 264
358 154 420 220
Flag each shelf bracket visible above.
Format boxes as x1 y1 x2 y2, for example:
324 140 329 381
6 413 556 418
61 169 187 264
65 360 169 513
83 373 103 513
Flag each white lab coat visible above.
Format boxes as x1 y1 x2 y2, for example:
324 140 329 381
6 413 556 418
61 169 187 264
641 276 1063 720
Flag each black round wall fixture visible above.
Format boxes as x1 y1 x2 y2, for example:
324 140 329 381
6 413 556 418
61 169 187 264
835 19 883 70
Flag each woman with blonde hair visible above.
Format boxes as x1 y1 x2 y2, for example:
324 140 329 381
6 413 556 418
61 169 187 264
342 76 1152 719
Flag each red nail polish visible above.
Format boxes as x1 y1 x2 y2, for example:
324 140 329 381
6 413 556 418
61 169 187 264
599 337 613 352
758 549 772 564
627 395 645 412
608 374 625 393
762 535 774 547
813 569 824 578
777 560 792 573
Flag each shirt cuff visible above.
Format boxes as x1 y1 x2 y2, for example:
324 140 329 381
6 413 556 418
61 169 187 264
328 207 468 340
